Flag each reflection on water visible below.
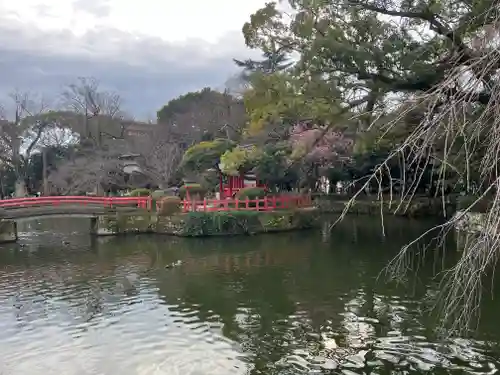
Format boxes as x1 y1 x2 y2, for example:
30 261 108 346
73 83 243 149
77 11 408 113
0 216 499 374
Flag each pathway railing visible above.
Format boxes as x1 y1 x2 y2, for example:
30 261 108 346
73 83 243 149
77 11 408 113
179 194 312 213
0 196 151 209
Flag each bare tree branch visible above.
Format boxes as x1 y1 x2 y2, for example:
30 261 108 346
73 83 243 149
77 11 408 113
333 16 500 335
127 127 182 188
0 91 54 196
61 77 127 146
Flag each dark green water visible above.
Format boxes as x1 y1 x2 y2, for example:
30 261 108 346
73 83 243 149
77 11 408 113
0 216 499 374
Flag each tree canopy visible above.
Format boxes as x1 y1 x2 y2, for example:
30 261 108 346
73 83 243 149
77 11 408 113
157 88 246 144
236 0 500 333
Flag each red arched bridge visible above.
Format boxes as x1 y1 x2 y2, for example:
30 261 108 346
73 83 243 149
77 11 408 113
0 194 313 220
0 196 151 220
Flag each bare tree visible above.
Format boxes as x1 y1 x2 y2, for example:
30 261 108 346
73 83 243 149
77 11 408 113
0 91 53 196
35 122 80 195
53 77 135 195
38 122 80 148
128 127 182 189
47 150 127 195
61 77 127 147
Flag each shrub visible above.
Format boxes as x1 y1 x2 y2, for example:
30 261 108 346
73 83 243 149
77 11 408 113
457 195 492 213
182 211 262 235
151 189 177 199
235 187 267 200
157 196 181 216
129 188 151 197
235 187 267 208
179 184 206 200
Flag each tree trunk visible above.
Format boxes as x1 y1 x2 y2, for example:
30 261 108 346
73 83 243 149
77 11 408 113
42 148 48 195
14 179 27 197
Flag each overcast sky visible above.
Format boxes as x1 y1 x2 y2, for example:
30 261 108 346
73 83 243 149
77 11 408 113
0 0 268 119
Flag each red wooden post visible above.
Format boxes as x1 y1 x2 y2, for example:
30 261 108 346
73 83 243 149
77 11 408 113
272 195 277 210
264 196 268 211
235 198 239 210
219 171 224 198
245 197 249 210
203 198 207 212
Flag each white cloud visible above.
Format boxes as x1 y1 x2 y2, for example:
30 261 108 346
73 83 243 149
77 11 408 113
0 0 267 118
0 0 268 42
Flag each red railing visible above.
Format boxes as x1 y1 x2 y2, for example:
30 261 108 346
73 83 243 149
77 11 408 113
0 194 313 214
0 196 151 209
177 195 312 213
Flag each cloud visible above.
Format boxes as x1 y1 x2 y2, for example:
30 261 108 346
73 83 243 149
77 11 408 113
0 4 260 119
72 0 112 17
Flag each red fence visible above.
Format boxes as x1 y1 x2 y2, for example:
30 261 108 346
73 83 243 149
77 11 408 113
0 194 313 214
0 196 151 209
178 195 312 213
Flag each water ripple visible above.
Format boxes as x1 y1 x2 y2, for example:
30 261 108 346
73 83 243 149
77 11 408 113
1 222 500 375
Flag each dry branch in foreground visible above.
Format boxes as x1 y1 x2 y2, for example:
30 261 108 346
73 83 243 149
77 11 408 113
334 12 500 334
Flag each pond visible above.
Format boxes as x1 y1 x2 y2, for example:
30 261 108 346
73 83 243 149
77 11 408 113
0 216 499 374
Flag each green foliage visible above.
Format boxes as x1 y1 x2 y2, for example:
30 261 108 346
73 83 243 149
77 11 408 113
180 210 316 236
156 88 245 142
243 72 344 135
238 0 492 193
150 189 178 210
182 211 261 236
235 187 267 200
252 142 298 191
158 88 227 123
235 187 267 208
220 145 261 175
157 196 182 216
128 188 151 197
325 168 349 185
180 139 235 173
456 195 492 214
151 189 176 199
179 184 206 200
199 169 219 193
234 49 293 85
241 0 459 101
0 165 15 197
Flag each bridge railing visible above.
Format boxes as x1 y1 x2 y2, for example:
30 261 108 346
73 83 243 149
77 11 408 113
178 194 313 213
0 194 313 213
0 196 151 209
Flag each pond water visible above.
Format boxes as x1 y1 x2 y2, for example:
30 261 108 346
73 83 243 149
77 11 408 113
0 216 499 374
